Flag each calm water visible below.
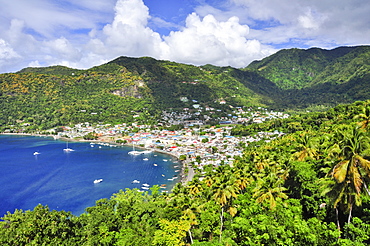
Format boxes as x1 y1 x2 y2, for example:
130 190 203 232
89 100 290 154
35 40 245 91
0 135 180 216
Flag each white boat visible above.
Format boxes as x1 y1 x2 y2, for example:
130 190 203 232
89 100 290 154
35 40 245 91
128 150 142 155
153 163 158 166
33 151 40 155
132 180 140 184
63 142 74 152
141 187 150 190
143 158 149 161
128 143 142 155
142 183 150 187
93 179 103 184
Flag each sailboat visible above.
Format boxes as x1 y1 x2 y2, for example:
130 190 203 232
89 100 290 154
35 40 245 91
63 141 74 152
128 142 141 155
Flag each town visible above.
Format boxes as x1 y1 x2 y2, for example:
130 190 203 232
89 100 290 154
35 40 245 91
55 106 289 181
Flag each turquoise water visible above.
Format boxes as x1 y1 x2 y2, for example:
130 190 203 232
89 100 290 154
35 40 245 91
0 135 180 216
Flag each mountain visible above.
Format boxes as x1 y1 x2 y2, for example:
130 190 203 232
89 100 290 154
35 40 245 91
246 46 370 90
0 45 370 129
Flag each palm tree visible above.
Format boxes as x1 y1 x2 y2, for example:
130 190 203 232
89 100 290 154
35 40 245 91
212 179 239 243
291 132 319 161
252 175 288 210
323 125 370 227
354 106 370 130
187 178 203 197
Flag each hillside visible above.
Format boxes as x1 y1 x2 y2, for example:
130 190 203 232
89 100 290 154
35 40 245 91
247 46 370 90
1 45 370 130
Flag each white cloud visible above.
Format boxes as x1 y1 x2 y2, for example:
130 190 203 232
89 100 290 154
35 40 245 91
80 0 274 69
0 0 368 73
163 13 274 67
101 0 163 57
229 0 370 47
0 39 20 60
43 37 82 61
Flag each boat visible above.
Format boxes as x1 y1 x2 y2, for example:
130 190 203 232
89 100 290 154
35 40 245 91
93 179 103 184
128 150 142 155
132 180 140 184
128 143 142 155
33 151 40 155
142 150 153 154
143 158 149 161
153 163 158 166
142 183 150 187
63 142 74 152
141 187 150 190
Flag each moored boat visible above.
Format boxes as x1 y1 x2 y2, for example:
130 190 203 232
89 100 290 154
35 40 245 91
93 178 103 184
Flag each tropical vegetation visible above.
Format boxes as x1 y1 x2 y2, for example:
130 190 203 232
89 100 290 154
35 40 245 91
2 100 370 245
1 46 370 132
1 45 370 245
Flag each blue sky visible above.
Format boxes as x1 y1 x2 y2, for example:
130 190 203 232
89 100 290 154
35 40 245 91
0 0 369 73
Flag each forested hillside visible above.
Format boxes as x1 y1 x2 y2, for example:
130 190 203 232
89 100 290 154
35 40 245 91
246 46 370 90
1 45 370 131
2 100 370 245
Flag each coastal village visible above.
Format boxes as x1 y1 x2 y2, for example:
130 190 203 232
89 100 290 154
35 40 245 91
54 106 289 182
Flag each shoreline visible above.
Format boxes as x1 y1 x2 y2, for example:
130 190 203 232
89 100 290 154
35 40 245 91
1 132 194 185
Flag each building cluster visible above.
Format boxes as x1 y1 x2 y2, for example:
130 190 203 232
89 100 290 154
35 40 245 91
160 106 289 127
58 107 287 170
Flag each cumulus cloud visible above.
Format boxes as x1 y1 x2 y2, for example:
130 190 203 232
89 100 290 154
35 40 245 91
0 0 368 73
230 0 370 47
163 13 273 67
81 0 274 69
101 0 163 56
0 39 20 60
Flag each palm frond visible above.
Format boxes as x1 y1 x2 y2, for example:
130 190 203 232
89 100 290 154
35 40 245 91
332 160 350 183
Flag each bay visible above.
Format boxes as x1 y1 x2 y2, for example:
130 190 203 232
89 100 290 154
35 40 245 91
0 135 180 216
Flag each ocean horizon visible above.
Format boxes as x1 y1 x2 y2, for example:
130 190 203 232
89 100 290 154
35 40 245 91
0 135 180 216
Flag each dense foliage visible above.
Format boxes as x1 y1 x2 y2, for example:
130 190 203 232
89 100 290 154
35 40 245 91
1 46 370 131
2 100 370 245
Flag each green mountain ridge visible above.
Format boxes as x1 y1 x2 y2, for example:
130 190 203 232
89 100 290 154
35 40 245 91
1 45 370 129
247 45 370 89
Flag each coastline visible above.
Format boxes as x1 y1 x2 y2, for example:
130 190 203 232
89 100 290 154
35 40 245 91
1 132 194 186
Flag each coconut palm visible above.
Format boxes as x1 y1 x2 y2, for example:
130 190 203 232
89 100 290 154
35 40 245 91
252 176 288 210
212 179 239 243
291 132 319 161
323 125 370 227
354 105 370 130
187 178 203 197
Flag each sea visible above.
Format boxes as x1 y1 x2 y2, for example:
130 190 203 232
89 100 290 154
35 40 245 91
0 135 181 217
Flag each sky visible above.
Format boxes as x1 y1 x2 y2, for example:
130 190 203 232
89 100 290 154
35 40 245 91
0 0 369 73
